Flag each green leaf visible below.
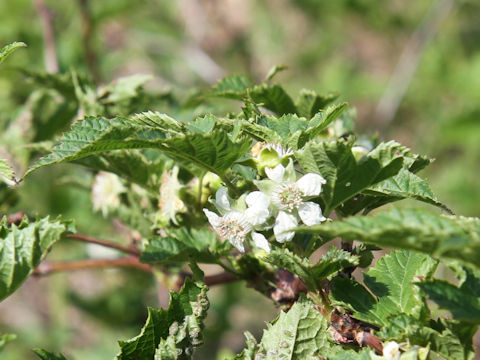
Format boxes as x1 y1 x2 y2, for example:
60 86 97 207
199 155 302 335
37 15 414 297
296 139 403 214
24 116 250 179
295 89 339 119
263 247 358 291
0 42 26 64
0 159 15 184
101 74 153 103
210 75 296 115
234 296 331 359
33 349 68 360
0 216 72 301
299 208 480 270
418 267 480 324
264 65 288 82
185 114 216 134
0 334 16 351
116 277 208 360
233 332 261 360
331 250 437 327
344 168 451 215
211 75 253 98
140 227 230 264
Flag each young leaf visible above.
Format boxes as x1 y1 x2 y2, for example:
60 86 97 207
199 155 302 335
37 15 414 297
299 208 480 269
294 89 339 119
331 250 437 327
116 277 208 360
140 227 230 264
210 75 253 98
0 216 72 301
234 296 331 359
33 349 68 360
296 139 403 214
0 41 26 64
418 267 480 324
263 247 358 291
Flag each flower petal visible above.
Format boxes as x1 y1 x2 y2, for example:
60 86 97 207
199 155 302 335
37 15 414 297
215 187 231 213
296 173 326 196
203 209 221 228
245 191 271 226
298 202 326 226
229 236 245 253
274 211 298 243
251 232 270 252
265 164 285 183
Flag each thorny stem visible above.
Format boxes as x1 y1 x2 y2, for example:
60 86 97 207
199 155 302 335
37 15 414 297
67 233 141 256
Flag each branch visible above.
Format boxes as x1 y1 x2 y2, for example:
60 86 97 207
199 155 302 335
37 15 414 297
33 0 59 73
33 257 152 275
374 0 455 127
66 233 140 256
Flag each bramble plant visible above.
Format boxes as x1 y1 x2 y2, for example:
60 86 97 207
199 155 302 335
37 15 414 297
1 41 479 360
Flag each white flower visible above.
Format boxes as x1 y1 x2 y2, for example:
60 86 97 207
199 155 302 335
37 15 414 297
203 187 271 253
255 160 327 243
92 171 126 216
159 166 185 224
382 341 400 360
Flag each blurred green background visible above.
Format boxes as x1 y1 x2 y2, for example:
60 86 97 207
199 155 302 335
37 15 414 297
1 0 479 358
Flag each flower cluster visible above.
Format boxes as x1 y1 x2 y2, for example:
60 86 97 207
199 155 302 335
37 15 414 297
203 147 327 253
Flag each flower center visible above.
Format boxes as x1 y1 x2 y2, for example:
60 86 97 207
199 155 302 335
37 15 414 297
217 214 249 240
274 184 303 211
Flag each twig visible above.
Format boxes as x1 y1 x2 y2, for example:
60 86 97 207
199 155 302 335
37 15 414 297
77 0 100 83
374 0 455 127
66 233 141 256
33 257 152 275
204 271 238 286
33 0 59 73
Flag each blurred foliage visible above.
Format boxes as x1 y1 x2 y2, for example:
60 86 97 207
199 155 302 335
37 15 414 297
1 0 479 358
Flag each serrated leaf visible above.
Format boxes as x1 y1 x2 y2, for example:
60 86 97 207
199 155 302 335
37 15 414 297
0 216 72 301
265 65 288 82
24 116 250 179
33 349 68 360
185 114 216 134
233 332 261 360
343 168 451 215
299 208 480 270
418 267 480 324
235 296 331 359
296 140 403 214
331 250 436 327
211 75 253 98
0 41 26 64
295 89 339 119
0 333 16 351
140 227 230 264
101 74 153 103
117 277 208 360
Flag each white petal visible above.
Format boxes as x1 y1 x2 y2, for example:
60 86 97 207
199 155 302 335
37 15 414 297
203 209 221 228
245 191 271 226
298 202 326 226
265 164 285 183
274 211 298 243
251 232 270 252
229 236 245 253
215 187 231 213
383 341 400 360
296 173 326 196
